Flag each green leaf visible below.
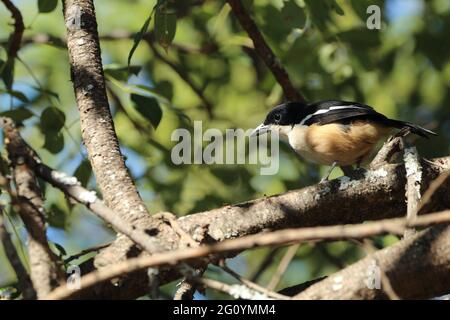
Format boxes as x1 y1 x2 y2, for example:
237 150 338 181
38 0 58 13
73 159 92 187
43 131 64 154
0 58 14 90
131 94 163 129
242 0 253 10
281 0 307 30
40 107 65 132
128 10 154 67
104 64 142 81
336 28 381 48
53 242 67 257
47 204 68 229
0 107 33 122
0 89 29 102
330 0 345 16
154 4 177 50
304 0 332 31
31 86 60 101
0 155 10 177
155 80 173 101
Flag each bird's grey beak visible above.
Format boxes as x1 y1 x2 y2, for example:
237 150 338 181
250 124 270 137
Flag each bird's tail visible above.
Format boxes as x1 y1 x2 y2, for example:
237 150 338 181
386 119 437 139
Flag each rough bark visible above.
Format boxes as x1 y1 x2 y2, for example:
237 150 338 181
227 0 304 102
62 0 148 224
293 224 450 299
2 118 65 298
178 158 450 242
74 157 450 299
45 210 450 299
61 0 176 268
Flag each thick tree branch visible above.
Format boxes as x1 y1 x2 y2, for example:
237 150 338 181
68 154 450 299
227 0 304 102
61 0 177 269
177 158 450 243
2 118 65 298
45 210 450 299
62 0 150 223
293 224 450 299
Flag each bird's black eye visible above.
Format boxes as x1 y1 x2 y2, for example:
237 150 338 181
273 113 281 123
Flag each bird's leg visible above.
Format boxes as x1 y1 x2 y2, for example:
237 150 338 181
340 165 354 176
320 161 338 183
356 156 364 169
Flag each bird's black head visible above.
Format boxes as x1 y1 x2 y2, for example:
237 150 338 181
251 102 307 137
263 102 305 126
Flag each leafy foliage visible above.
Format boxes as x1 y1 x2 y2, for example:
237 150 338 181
130 93 163 129
37 0 58 13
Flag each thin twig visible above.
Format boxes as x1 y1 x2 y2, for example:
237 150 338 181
360 240 400 300
293 224 449 300
266 244 299 291
1 117 165 255
188 276 273 300
227 0 304 102
107 86 171 155
64 243 111 264
1 0 24 58
173 267 205 300
220 263 290 300
0 214 36 299
154 212 199 248
417 170 450 214
44 209 450 300
157 212 204 300
144 35 214 118
369 136 404 169
2 118 65 298
249 246 283 283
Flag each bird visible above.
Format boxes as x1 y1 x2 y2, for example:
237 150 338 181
251 100 437 182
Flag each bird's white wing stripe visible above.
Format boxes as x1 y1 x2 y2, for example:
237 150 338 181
299 105 365 125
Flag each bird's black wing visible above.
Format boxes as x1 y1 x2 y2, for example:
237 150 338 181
302 100 389 126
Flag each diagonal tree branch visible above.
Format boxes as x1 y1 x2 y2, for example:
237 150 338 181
61 0 150 224
4 110 449 300
227 0 304 102
44 210 450 299
65 154 450 299
293 224 450 299
1 117 169 255
1 0 24 59
177 158 450 243
61 0 177 269
144 35 214 118
2 118 65 298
